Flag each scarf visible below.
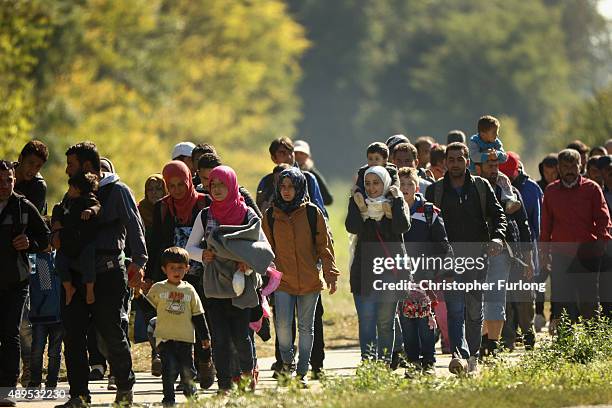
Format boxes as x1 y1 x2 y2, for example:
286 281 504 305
274 167 307 214
162 161 204 225
208 165 249 225
364 166 391 221
138 174 166 228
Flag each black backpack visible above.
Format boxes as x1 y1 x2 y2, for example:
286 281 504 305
265 203 319 249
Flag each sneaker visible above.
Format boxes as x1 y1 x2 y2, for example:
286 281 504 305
54 396 91 408
404 362 422 379
107 376 117 390
277 363 294 386
88 366 105 381
0 398 16 407
271 361 283 379
448 356 467 376
297 374 309 389
114 389 133 406
311 367 325 380
151 356 162 377
422 362 436 376
198 357 216 389
534 314 547 333
467 356 479 375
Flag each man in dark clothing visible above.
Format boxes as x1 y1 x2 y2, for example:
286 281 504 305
0 160 49 407
256 137 327 218
595 155 612 318
534 153 558 328
14 141 49 215
14 140 50 387
425 143 506 376
478 159 535 352
53 142 147 407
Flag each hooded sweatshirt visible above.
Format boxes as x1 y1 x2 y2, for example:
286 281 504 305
96 172 147 269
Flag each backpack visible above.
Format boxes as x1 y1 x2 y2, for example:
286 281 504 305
432 176 488 223
265 203 319 249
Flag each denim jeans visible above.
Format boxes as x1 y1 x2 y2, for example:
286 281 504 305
444 284 483 359
398 315 436 365
353 294 397 362
29 323 63 387
0 280 29 388
484 252 511 321
273 291 320 376
159 341 196 403
207 299 254 390
273 294 326 370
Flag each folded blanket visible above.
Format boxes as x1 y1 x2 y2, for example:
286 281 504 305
203 215 275 309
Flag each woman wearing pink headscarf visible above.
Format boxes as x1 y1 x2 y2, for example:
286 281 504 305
144 160 214 388
186 165 266 393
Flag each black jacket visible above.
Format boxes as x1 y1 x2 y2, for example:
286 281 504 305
307 166 334 206
345 195 410 296
15 173 47 215
146 197 207 283
52 193 100 259
425 170 506 247
0 193 50 286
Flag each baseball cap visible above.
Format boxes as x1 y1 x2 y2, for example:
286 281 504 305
171 142 196 160
499 151 521 180
385 134 410 152
293 140 311 157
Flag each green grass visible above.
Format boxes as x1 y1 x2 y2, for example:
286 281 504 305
192 313 612 407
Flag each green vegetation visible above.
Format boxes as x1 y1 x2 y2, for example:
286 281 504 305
196 313 612 407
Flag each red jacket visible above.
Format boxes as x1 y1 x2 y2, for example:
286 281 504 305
540 177 611 253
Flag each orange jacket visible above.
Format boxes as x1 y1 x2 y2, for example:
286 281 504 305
262 203 339 295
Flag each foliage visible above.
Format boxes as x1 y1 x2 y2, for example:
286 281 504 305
1 0 307 204
288 0 612 177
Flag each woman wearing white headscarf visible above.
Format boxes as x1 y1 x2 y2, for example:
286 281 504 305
345 165 410 363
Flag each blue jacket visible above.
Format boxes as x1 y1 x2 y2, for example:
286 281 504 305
512 171 543 274
468 133 507 172
29 251 62 325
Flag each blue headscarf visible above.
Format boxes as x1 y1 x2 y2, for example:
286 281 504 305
274 167 307 214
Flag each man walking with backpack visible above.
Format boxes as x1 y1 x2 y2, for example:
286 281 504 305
53 142 147 407
0 160 49 407
425 143 507 376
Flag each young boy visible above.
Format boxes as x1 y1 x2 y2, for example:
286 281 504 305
468 115 521 213
52 172 101 305
397 167 453 375
28 222 63 390
353 142 400 216
137 247 210 407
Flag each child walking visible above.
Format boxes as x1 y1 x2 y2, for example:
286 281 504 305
52 172 101 305
136 247 209 407
28 231 64 390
